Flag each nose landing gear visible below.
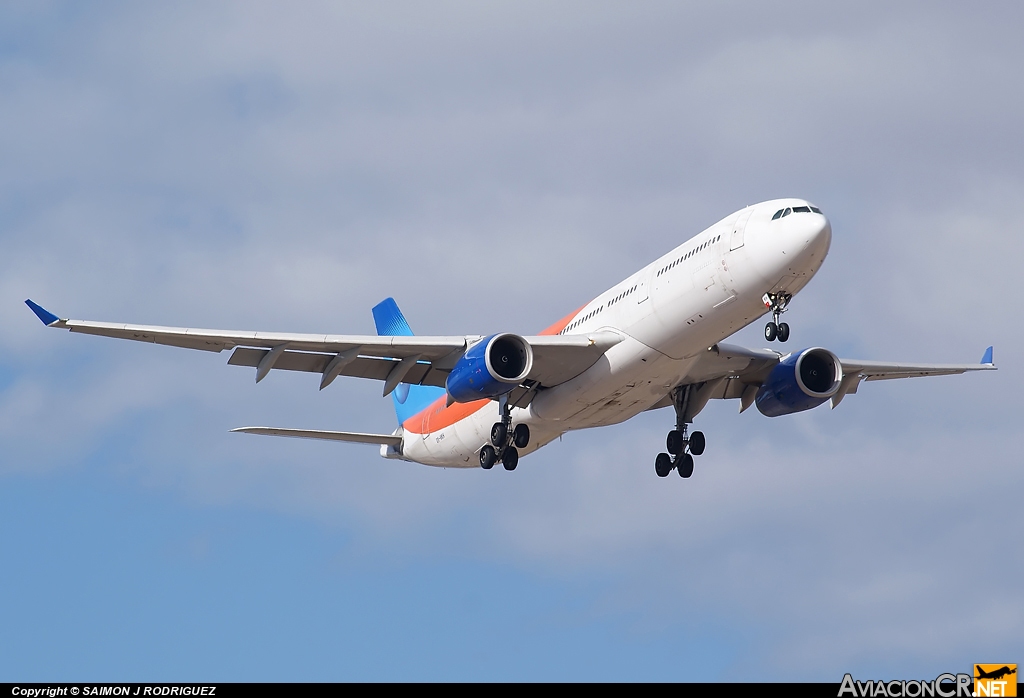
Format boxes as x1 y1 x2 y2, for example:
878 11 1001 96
763 292 792 342
654 385 707 479
480 395 530 471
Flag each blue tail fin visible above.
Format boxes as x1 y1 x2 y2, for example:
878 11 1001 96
372 298 446 425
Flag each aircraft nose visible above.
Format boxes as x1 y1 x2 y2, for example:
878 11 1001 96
744 203 833 286
784 209 831 259
794 212 831 280
807 212 832 261
766 207 832 278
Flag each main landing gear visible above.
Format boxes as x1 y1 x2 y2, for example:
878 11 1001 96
762 292 792 343
655 385 707 479
480 396 529 471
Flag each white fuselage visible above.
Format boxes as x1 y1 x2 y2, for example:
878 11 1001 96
400 198 832 467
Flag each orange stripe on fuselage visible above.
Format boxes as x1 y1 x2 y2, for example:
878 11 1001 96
537 306 585 337
402 395 488 434
402 304 586 434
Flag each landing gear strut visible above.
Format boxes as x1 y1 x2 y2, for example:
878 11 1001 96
482 395 529 471
762 292 792 343
654 385 706 479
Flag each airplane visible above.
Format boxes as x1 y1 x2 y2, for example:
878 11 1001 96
25 198 996 479
976 666 1017 681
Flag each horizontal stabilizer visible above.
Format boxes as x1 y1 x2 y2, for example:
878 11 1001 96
231 426 402 447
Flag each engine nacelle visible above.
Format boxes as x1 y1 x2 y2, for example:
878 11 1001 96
445 333 533 404
755 347 843 417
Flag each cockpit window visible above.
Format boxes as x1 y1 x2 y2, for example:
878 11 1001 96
773 205 822 219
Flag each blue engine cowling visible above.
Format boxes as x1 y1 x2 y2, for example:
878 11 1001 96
445 333 534 404
755 347 843 417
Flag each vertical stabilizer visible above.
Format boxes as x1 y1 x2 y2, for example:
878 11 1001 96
372 298 446 425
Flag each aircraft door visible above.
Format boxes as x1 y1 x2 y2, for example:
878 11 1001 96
730 207 753 251
420 409 432 442
636 272 650 303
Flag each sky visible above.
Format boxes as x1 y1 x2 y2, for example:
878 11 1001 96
1 0 1022 682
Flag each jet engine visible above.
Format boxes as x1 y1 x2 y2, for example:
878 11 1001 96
445 333 533 403
755 347 842 417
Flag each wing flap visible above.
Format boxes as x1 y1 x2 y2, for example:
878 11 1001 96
227 348 449 387
227 331 625 392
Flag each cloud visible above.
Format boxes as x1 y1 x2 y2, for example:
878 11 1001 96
1 0 1021 679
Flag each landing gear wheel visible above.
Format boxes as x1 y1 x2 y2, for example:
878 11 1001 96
655 453 672 478
502 447 519 471
490 422 508 448
688 431 705 456
763 292 792 343
666 430 684 455
480 445 496 470
677 453 694 478
513 424 530 449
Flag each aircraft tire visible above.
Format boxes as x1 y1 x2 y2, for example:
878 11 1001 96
677 453 694 478
490 422 508 447
666 430 684 455
502 447 519 471
689 431 705 456
777 322 790 342
764 322 778 342
655 453 672 477
480 445 496 470
513 424 530 449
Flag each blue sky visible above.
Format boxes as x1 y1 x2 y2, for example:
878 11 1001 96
2 1 1022 681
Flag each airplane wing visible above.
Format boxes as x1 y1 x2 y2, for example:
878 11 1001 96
651 342 997 417
25 300 621 396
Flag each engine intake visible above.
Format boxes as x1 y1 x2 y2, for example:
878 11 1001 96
755 347 842 417
446 333 533 403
